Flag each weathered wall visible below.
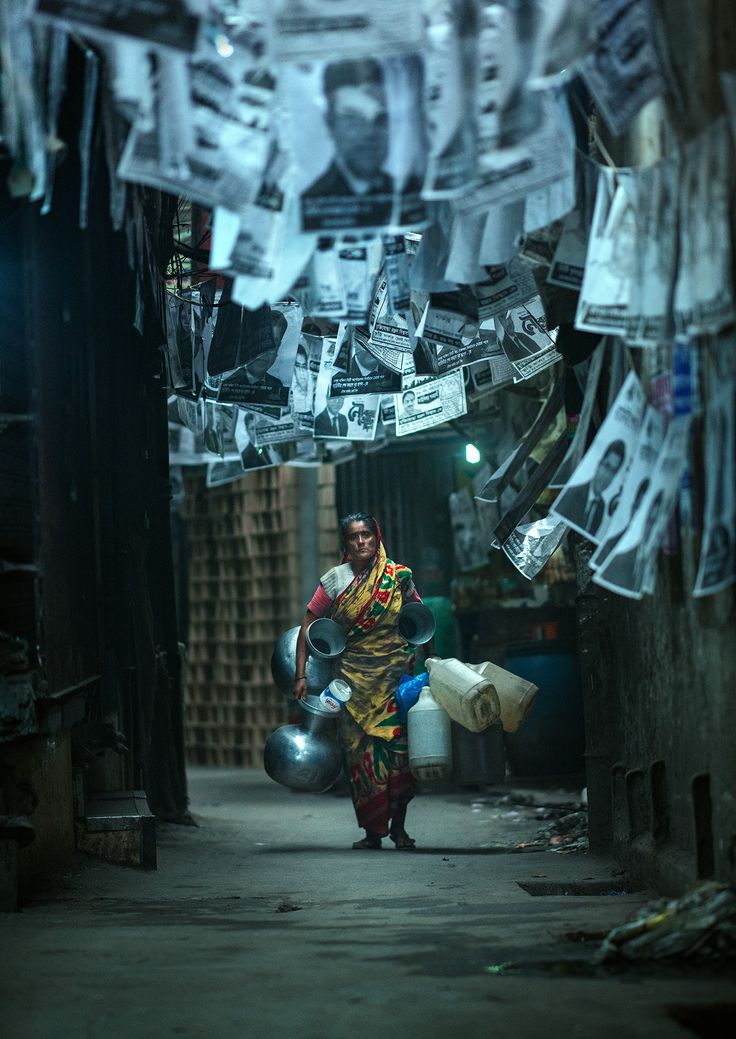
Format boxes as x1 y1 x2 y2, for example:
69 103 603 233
575 0 736 894
2 734 75 893
578 537 736 892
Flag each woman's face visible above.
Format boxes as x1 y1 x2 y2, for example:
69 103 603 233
344 520 377 568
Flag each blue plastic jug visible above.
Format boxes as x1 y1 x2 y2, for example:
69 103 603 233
395 672 429 720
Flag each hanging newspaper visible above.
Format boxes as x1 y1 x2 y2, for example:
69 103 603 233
382 234 411 313
449 488 488 571
283 56 426 233
575 168 637 336
34 0 200 51
444 210 488 285
492 432 570 545
476 374 566 504
502 515 569 581
373 341 417 379
329 328 402 397
495 297 561 382
457 91 574 215
338 237 384 322
428 325 498 376
548 207 588 290
235 411 297 471
549 340 606 488
625 159 678 345
422 0 478 198
305 238 348 318
581 0 666 137
312 336 380 441
417 287 479 356
693 378 735 597
251 411 302 447
475 2 505 158
593 416 691 599
589 406 666 571
217 302 302 409
464 353 516 400
528 0 596 86
674 121 735 336
367 275 415 353
523 176 575 244
291 333 323 433
119 57 275 214
474 259 538 321
206 460 248 487
550 370 646 543
394 370 467 437
210 140 316 310
267 0 423 62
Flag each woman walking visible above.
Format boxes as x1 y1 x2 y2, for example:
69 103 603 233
293 513 429 850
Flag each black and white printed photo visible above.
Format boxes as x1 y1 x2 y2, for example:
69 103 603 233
217 303 301 408
694 377 736 596
284 56 426 233
551 371 645 543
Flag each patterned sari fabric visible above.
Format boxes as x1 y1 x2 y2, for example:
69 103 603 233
329 541 417 835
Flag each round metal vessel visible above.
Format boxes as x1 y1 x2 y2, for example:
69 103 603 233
305 617 347 658
263 696 343 793
398 602 436 645
271 626 334 696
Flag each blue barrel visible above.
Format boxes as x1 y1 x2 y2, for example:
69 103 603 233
503 641 584 777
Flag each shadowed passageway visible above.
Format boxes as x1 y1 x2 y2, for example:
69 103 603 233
3 770 734 1039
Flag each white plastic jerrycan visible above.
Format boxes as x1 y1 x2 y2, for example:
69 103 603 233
425 657 501 733
407 687 452 781
466 660 538 734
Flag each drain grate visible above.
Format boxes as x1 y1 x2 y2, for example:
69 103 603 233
518 879 632 896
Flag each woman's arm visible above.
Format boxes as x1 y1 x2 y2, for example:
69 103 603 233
293 609 317 700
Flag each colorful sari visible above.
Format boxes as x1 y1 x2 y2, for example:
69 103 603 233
327 540 417 836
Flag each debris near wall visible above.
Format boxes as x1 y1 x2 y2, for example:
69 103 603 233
515 802 588 854
594 882 736 964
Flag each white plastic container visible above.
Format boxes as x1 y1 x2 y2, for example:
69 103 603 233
425 657 501 733
319 679 352 711
407 687 452 781
466 660 538 734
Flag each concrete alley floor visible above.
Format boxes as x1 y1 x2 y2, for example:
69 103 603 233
2 769 734 1039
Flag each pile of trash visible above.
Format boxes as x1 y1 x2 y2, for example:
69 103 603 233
515 802 589 854
595 882 736 964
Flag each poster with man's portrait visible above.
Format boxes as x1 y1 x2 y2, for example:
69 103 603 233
550 370 645 543
312 334 380 441
694 377 736 597
290 333 323 433
594 416 691 599
394 370 467 437
589 407 666 571
217 302 302 408
234 410 298 471
328 329 402 397
283 55 427 233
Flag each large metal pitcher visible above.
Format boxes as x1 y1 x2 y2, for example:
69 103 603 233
263 696 343 793
271 619 346 696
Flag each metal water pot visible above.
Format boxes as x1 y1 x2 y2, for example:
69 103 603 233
263 696 343 793
271 625 333 696
270 619 346 696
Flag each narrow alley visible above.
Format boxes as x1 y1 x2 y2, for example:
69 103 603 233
2 4 736 1038
3 771 734 1038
